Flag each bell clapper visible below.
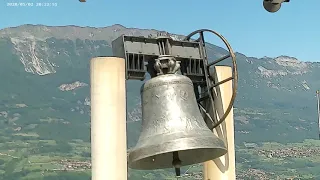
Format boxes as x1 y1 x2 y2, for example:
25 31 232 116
172 151 182 177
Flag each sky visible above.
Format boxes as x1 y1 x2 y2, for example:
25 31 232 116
0 0 319 62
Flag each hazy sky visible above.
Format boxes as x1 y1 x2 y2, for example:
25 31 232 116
0 0 319 62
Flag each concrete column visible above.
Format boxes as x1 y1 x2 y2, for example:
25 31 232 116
90 57 127 180
203 66 236 180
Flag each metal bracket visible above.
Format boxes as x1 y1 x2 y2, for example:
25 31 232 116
112 34 206 84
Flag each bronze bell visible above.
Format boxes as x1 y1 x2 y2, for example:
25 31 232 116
128 73 227 170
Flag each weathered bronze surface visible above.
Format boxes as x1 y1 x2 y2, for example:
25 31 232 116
128 73 227 170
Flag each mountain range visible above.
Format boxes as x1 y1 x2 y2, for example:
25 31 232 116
0 24 319 179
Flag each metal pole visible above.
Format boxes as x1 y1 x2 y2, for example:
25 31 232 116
203 66 236 180
316 90 320 140
90 57 127 180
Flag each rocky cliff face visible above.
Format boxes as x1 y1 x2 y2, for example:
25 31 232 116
0 24 184 76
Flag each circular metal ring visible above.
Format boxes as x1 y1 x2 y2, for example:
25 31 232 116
184 29 238 129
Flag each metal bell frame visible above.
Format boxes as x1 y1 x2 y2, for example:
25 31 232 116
183 29 238 129
112 28 238 175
